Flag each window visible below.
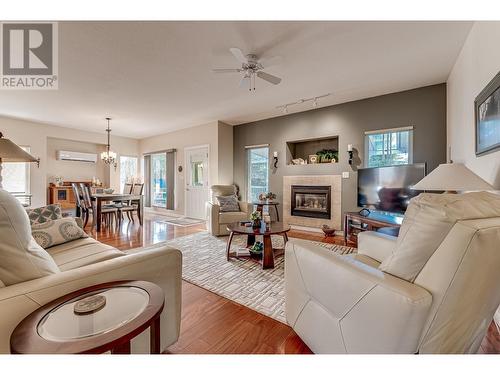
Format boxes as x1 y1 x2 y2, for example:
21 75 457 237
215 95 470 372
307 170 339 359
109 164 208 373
365 127 413 168
2 146 31 195
144 151 175 210
151 153 167 207
119 156 138 193
247 146 269 202
191 161 204 187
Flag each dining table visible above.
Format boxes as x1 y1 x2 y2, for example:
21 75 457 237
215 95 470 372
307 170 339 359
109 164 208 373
91 193 143 232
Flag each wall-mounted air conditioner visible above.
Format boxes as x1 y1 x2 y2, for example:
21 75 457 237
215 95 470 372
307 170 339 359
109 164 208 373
56 150 97 163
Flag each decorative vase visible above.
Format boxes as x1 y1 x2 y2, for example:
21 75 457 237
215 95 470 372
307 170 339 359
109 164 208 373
252 219 261 229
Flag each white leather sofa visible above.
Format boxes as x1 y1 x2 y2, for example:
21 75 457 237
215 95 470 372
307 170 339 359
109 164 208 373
206 185 250 236
285 192 500 354
0 191 182 354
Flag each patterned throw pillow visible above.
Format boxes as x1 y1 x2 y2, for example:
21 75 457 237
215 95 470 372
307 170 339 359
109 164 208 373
31 217 88 249
26 204 63 225
216 195 240 212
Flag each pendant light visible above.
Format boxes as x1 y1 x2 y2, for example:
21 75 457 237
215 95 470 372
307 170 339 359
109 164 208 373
100 117 117 169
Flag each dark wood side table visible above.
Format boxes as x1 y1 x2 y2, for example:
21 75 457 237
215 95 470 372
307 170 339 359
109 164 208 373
344 210 402 246
10 281 164 354
252 200 280 222
226 222 290 269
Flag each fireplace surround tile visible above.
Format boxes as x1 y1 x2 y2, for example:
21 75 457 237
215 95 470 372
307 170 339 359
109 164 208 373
283 175 342 231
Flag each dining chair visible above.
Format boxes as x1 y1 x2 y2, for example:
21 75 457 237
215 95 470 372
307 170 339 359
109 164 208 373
71 183 84 219
123 182 134 195
117 183 144 223
80 183 119 229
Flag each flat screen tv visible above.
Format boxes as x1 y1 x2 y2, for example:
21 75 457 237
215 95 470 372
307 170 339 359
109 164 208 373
357 163 426 213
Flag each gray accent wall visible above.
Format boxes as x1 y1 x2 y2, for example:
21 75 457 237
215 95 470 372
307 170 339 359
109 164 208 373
233 84 447 223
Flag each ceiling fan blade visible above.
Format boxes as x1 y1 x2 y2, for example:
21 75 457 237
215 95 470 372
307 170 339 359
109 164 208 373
230 47 248 64
212 68 241 74
257 71 282 85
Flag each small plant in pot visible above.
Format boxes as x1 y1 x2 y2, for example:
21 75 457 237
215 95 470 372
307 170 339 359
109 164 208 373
265 192 277 201
250 210 262 229
249 241 264 255
316 149 338 163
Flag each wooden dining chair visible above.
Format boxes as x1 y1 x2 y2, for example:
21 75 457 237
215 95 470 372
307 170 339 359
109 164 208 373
117 183 144 223
80 183 119 229
123 182 134 195
71 183 84 220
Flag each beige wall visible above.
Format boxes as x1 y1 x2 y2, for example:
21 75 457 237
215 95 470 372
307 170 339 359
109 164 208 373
217 122 234 186
447 22 500 188
139 121 218 215
139 120 235 215
0 116 140 207
46 137 109 186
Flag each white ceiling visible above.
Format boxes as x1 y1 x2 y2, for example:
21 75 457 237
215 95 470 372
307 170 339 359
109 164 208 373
0 21 473 139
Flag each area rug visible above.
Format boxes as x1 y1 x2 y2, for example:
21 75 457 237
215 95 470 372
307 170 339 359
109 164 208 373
164 231 355 323
159 216 205 227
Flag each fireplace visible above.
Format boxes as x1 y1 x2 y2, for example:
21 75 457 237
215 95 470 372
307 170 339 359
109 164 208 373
291 185 331 219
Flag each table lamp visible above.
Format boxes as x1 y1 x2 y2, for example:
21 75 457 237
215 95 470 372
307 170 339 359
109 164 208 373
411 162 494 193
0 132 40 189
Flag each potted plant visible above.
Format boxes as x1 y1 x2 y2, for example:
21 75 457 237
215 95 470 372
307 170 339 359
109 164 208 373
316 149 338 163
250 210 262 229
265 192 277 201
249 241 264 255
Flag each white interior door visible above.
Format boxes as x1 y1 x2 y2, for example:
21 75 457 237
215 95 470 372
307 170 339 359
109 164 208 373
185 146 209 219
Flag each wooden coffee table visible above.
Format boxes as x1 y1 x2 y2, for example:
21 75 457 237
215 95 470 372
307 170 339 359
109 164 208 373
10 280 164 354
226 222 291 269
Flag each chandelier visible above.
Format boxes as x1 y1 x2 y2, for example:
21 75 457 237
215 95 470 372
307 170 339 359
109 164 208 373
100 117 117 169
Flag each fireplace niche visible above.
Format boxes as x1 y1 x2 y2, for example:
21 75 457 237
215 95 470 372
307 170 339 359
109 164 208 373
291 185 331 220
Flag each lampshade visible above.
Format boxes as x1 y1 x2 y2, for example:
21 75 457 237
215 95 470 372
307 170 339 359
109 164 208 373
0 132 38 163
412 163 494 191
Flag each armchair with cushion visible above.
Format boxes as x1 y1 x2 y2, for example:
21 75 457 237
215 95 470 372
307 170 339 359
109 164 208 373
285 192 500 354
0 190 182 353
206 185 250 236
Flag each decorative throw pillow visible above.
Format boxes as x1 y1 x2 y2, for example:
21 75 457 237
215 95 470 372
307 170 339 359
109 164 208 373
216 195 240 212
31 217 88 249
379 192 500 282
26 204 63 225
0 190 60 286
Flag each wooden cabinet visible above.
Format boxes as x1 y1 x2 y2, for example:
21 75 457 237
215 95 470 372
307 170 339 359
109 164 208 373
48 185 75 209
48 181 91 209
344 210 402 246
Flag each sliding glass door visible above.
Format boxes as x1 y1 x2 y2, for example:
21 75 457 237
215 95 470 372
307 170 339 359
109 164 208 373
151 153 167 207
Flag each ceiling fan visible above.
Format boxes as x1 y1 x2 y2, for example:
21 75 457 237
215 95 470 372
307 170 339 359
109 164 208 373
212 47 282 91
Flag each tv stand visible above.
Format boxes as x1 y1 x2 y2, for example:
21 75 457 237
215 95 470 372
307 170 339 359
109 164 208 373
344 210 403 246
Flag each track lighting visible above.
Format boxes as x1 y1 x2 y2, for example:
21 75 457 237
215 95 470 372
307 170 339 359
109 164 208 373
276 93 331 114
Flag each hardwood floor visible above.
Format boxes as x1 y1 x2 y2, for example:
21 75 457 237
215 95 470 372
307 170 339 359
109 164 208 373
86 213 499 354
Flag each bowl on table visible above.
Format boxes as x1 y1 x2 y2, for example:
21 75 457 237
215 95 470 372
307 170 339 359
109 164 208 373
103 188 114 194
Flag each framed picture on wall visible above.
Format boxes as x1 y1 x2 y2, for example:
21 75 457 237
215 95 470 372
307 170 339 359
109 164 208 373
475 71 500 156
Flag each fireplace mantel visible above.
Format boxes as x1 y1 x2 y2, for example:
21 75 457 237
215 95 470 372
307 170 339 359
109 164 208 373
283 175 342 231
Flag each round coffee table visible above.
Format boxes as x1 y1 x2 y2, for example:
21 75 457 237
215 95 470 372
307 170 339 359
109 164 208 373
226 222 291 269
10 280 164 354
253 200 280 222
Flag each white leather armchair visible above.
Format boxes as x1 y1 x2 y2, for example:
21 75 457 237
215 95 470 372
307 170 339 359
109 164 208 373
286 217 500 354
206 185 250 236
